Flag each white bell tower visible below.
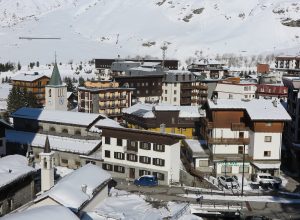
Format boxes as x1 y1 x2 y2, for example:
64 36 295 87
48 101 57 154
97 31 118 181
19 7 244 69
40 136 55 192
45 56 67 111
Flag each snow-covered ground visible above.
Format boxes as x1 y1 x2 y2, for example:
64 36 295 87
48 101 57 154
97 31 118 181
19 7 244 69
0 83 11 111
82 188 202 220
0 0 299 64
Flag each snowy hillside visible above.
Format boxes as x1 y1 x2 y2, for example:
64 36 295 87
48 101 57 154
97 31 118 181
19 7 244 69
0 0 299 64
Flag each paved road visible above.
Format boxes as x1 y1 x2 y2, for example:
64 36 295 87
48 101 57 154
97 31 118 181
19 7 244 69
115 179 300 219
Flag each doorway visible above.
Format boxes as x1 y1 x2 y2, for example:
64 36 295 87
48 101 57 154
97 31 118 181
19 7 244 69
129 168 135 179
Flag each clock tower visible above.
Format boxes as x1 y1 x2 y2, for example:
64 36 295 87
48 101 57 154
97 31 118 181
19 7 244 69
45 61 67 111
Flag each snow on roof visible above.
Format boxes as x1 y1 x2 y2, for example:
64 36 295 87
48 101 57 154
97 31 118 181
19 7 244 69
82 189 194 220
0 155 35 188
1 205 79 220
93 117 123 128
184 139 208 158
12 107 105 127
12 72 49 82
251 162 281 170
36 164 111 212
6 130 101 155
123 103 203 118
208 99 291 121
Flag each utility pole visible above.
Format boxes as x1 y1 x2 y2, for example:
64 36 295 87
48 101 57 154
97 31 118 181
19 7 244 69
241 144 245 196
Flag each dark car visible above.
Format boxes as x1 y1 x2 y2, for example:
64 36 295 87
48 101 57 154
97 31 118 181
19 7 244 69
134 175 158 186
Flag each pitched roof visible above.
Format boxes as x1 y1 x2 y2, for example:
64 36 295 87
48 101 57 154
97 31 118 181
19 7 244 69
36 164 111 212
48 63 62 86
0 155 35 188
208 99 291 121
12 73 49 82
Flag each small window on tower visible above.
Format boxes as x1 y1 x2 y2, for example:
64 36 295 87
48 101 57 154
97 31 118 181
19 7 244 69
49 89 52 97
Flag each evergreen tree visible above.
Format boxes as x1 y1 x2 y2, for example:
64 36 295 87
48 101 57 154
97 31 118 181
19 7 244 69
78 76 85 87
17 62 21 70
36 61 40 67
7 87 38 113
66 78 75 92
0 111 10 123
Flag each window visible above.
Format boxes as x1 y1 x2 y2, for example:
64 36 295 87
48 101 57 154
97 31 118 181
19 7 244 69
75 130 81 135
49 89 52 97
114 152 125 160
137 90 140 94
239 165 249 173
264 136 272 142
61 159 68 164
164 97 167 101
127 153 138 162
145 82 148 86
221 165 232 174
174 90 177 95
153 172 165 180
105 137 110 144
153 158 165 166
174 97 176 102
117 139 123 146
105 150 110 158
165 90 167 94
114 165 125 173
175 75 178 81
86 160 96 165
75 161 81 167
172 117 175 124
140 142 151 150
102 163 113 171
0 140 2 147
199 160 208 167
139 156 151 164
145 90 149 94
264 151 271 157
50 127 56 132
62 128 68 134
238 146 244 154
174 83 177 87
153 144 165 152
139 170 150 176
244 87 248 91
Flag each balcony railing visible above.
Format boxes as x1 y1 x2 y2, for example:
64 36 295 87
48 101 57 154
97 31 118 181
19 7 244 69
208 137 250 145
202 118 214 129
231 123 247 131
125 146 138 153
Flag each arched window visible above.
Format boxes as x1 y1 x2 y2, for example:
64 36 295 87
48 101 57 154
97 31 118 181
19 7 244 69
62 128 68 134
43 158 47 169
50 127 56 132
49 89 52 97
75 130 81 135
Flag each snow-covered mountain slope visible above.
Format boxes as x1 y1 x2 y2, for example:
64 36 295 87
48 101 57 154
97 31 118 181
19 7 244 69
0 0 299 64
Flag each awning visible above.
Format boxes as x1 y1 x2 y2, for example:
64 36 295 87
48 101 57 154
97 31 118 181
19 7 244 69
251 162 281 170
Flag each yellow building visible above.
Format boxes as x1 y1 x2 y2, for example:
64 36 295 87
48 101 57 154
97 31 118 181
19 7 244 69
11 72 50 105
123 103 202 139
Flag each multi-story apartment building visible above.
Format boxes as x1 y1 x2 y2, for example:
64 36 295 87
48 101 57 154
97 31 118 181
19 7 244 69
201 99 290 177
0 119 12 156
114 74 163 104
274 56 300 75
11 72 50 105
161 70 208 106
213 78 257 100
256 84 288 101
78 81 134 121
122 103 204 139
99 126 184 185
187 59 229 80
282 76 300 176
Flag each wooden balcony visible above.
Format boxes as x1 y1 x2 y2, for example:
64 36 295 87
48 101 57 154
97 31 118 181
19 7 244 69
202 118 214 129
208 137 250 145
231 123 248 131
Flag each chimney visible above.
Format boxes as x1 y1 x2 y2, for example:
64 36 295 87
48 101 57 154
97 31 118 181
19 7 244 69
81 184 87 193
272 99 278 107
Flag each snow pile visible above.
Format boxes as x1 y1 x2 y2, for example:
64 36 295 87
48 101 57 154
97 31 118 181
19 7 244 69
0 155 35 188
82 188 201 220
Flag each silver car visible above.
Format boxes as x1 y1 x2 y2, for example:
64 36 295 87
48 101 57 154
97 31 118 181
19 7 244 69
217 176 239 189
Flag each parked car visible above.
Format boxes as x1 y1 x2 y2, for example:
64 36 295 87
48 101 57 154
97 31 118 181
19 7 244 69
134 175 158 186
217 176 239 189
253 173 282 186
